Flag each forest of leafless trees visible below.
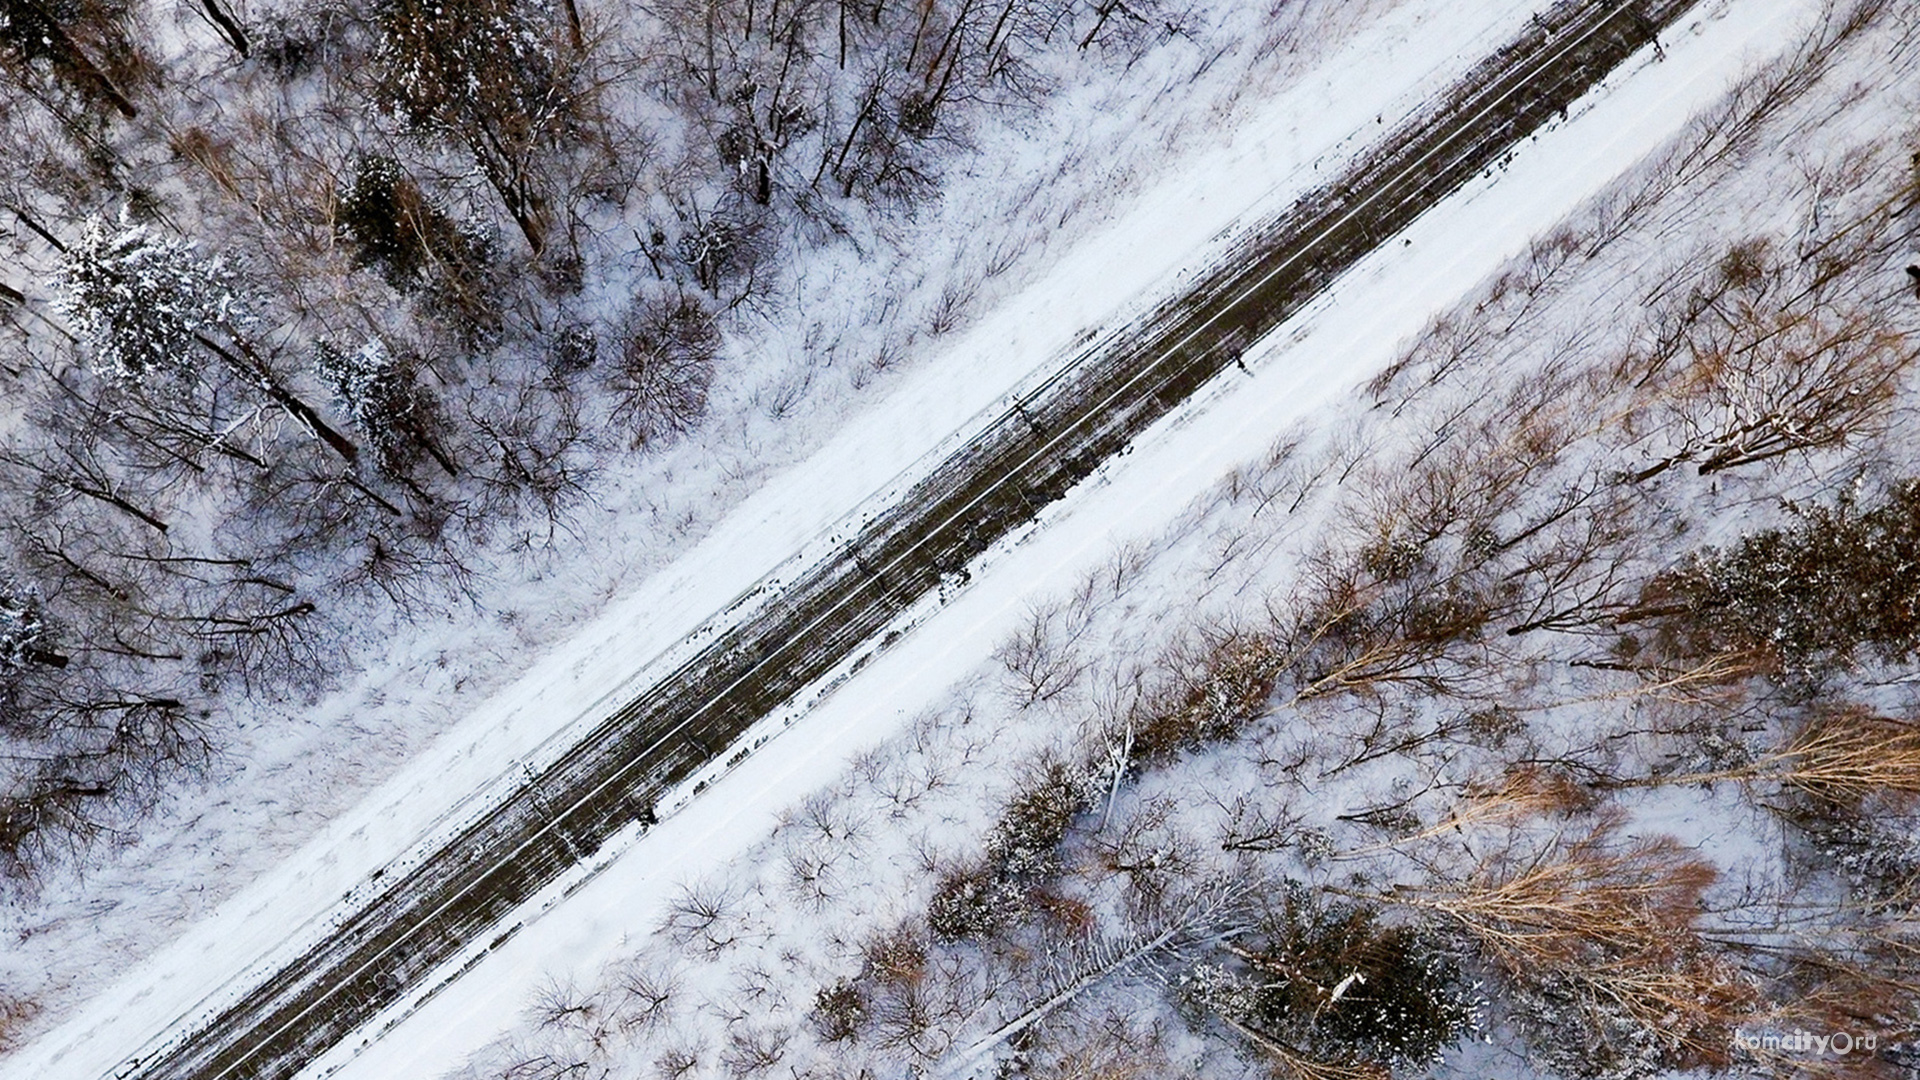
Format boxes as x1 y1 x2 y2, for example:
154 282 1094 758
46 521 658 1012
0 0 1201 888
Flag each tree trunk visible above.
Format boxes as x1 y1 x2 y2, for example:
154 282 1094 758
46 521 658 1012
194 333 360 464
199 0 250 56
66 480 169 533
704 0 719 99
943 927 1185 1075
10 205 67 252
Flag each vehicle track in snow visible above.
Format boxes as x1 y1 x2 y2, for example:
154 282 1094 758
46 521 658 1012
116 2 1692 1076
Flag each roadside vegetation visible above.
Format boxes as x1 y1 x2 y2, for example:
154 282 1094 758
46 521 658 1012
0 0 1425 1048
461 2 1920 1076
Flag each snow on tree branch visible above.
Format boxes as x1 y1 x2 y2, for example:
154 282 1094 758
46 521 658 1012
49 215 245 382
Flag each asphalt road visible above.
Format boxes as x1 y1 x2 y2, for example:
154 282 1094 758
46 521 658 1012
116 2 1695 1077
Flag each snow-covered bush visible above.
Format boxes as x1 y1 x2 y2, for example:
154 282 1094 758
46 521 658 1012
925 757 1096 943
927 862 1024 942
989 759 1094 880
811 980 866 1044
609 293 718 446
1778 795 1919 899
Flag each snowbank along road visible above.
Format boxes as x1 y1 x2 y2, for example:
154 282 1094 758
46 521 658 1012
109 1 1692 1078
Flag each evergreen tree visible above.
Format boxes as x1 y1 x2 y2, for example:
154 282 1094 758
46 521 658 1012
0 580 61 686
1183 889 1477 1071
1646 480 1920 672
0 0 139 117
372 0 572 254
51 214 242 382
314 338 453 480
53 214 360 463
336 154 484 291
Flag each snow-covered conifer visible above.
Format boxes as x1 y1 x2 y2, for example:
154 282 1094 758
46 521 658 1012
50 215 243 381
0 581 51 683
314 338 449 479
0 580 64 733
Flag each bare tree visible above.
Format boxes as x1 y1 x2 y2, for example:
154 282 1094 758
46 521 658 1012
370 0 589 256
609 291 718 445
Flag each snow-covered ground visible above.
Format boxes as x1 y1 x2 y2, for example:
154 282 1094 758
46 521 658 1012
9 0 1904 1074
281 0 1859 1075
2 0 1571 1075
0 0 1421 1052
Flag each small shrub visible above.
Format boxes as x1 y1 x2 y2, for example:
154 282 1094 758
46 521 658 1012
1464 705 1526 747
862 925 927 987
0 993 39 1053
811 981 865 1043
548 324 597 375
1184 889 1478 1072
662 882 736 951
719 1023 787 1075
988 760 1090 880
927 864 1022 942
1131 632 1281 765
611 960 676 1033
609 293 718 446
253 13 322 78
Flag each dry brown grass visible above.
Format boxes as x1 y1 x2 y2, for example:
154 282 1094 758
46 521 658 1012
1632 708 1920 806
1388 818 1757 1068
0 993 41 1053
1432 764 1593 831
